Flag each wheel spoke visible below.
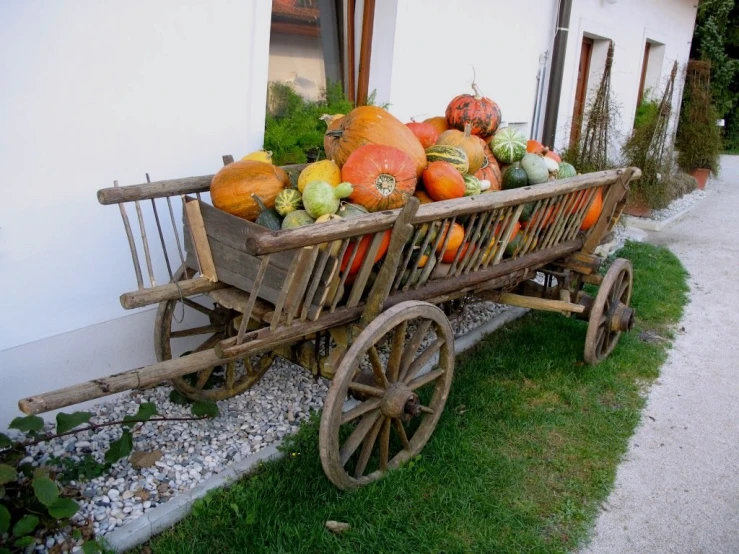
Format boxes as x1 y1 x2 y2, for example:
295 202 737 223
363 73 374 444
340 411 382 466
386 321 408 383
392 418 410 450
399 320 433 381
368 347 389 389
616 279 629 302
353 417 384 478
341 398 382 425
408 368 445 391
170 324 221 339
225 362 236 390
181 297 216 317
195 366 215 390
596 329 607 356
379 417 391 471
193 333 224 354
418 405 435 414
348 382 385 398
403 338 445 384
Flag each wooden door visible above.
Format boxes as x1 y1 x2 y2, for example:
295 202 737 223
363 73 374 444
570 37 593 148
636 42 652 108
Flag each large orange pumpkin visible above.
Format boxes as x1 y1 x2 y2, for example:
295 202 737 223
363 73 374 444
210 160 289 221
422 161 465 201
445 84 502 139
423 116 449 135
436 222 465 255
406 120 439 149
341 144 417 212
580 189 604 230
341 230 392 275
436 123 485 174
324 106 427 176
474 136 502 191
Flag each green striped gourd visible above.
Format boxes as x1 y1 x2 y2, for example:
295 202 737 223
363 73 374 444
491 127 527 164
425 145 469 174
274 189 303 216
463 174 482 196
557 162 577 179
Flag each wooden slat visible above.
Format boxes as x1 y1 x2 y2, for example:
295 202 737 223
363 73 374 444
301 249 334 321
331 236 362 312
285 246 321 325
346 232 385 308
184 198 217 281
270 250 305 330
236 255 271 344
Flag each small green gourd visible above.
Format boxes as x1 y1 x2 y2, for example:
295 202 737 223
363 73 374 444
251 194 283 231
274 189 303 216
463 174 482 196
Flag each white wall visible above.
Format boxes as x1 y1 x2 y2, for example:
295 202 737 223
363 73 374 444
373 0 559 132
0 0 272 427
554 0 698 152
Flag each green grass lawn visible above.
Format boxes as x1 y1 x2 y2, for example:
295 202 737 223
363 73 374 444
142 241 689 554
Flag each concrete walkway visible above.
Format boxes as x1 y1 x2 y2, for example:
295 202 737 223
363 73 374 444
580 156 739 554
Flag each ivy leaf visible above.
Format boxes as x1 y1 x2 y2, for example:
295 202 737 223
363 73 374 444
9 415 44 434
192 400 219 419
122 403 158 428
12 514 39 537
32 477 59 507
0 504 10 533
82 540 102 554
14 536 35 547
0 464 17 485
168 390 190 406
48 497 78 519
56 412 92 434
0 433 11 448
105 430 133 464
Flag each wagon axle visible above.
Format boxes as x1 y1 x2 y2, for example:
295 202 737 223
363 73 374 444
381 383 421 421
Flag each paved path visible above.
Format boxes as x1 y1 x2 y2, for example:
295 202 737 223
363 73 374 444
580 156 739 554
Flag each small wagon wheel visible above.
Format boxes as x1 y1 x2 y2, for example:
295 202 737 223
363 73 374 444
584 258 635 365
154 265 275 401
320 301 454 489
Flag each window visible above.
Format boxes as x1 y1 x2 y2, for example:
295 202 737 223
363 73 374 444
268 0 344 104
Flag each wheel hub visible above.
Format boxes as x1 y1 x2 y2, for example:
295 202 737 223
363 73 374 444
610 302 634 332
381 383 420 420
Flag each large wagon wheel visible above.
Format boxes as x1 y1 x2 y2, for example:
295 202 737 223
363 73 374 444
320 301 455 489
584 258 635 364
154 265 275 401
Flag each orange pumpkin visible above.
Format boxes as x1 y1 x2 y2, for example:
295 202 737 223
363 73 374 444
406 120 439 149
324 106 427 176
422 161 465 201
474 137 502 191
436 123 485 174
423 116 450 135
527 140 546 155
546 149 562 164
445 84 502 138
442 241 475 263
341 144 418 212
435 222 465 255
342 230 392 275
580 189 603 230
522 205 557 229
210 160 289 221
414 190 434 204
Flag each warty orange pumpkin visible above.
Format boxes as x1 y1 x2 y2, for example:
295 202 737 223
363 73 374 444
324 106 427 176
341 144 418 212
445 83 502 139
210 160 290 221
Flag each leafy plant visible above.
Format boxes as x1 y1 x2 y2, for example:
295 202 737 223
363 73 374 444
0 400 219 551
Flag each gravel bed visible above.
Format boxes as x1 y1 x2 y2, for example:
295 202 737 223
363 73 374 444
13 299 512 552
636 188 709 221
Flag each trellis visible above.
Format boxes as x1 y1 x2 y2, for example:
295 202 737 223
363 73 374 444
578 41 615 172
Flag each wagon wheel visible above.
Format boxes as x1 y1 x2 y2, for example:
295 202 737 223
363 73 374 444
320 301 455 489
584 258 635 365
154 265 275 401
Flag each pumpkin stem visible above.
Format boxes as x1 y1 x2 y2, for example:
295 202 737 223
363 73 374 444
463 122 473 139
471 82 483 100
251 193 268 214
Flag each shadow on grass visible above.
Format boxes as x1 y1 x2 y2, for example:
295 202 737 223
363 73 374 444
144 241 689 554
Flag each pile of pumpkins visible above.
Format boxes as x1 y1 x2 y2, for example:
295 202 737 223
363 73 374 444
209 83 603 270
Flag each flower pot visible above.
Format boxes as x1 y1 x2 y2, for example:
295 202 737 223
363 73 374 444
623 198 652 218
690 168 710 190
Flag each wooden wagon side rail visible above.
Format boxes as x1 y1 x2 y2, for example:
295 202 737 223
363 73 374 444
245 169 637 256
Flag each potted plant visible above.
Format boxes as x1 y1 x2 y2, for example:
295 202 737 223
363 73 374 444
675 60 722 189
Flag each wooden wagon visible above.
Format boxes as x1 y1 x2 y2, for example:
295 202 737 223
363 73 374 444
18 159 640 489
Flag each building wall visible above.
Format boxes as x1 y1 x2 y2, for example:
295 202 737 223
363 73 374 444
0 0 272 428
554 0 698 152
371 0 559 135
